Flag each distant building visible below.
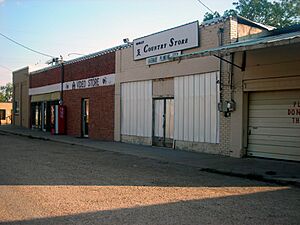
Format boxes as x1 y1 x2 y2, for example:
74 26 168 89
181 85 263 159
0 102 12 125
12 67 30 128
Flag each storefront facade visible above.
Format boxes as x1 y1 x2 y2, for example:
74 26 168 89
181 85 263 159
115 16 270 157
29 46 126 140
167 24 300 161
231 28 300 161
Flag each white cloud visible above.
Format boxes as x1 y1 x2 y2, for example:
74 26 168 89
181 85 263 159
0 0 5 5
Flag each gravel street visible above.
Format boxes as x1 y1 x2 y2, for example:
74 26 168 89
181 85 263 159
0 132 299 225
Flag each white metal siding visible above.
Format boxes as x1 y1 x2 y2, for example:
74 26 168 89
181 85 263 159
248 90 300 161
174 72 220 143
154 100 164 137
165 99 174 139
121 81 152 137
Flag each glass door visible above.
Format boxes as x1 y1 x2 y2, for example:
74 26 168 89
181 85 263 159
82 98 89 137
153 98 174 147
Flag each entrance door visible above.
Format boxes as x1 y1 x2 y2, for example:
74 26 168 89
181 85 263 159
82 98 89 137
42 101 47 132
153 98 174 147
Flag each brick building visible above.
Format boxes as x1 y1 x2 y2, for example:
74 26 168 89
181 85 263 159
28 45 128 140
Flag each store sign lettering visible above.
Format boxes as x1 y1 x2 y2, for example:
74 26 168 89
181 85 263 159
64 74 115 91
288 100 300 124
133 21 199 60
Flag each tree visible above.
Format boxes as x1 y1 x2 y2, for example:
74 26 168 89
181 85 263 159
202 0 300 28
203 11 221 21
0 83 13 102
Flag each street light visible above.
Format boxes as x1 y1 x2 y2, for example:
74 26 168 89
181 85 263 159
67 53 85 57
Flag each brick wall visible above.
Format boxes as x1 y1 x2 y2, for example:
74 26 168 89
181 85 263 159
30 66 61 88
64 52 115 81
30 52 116 141
62 52 115 140
63 86 115 141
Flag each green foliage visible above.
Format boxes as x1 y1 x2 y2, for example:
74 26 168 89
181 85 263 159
202 0 300 28
0 83 13 102
203 11 221 21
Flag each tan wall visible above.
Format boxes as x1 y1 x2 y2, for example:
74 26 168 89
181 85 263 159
238 23 265 39
116 20 233 83
152 78 174 97
230 42 300 157
0 102 12 125
12 67 30 128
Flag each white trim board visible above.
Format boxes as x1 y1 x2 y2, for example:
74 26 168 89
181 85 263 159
29 74 115 96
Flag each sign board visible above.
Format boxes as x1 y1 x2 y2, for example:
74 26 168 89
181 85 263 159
133 21 199 60
146 51 181 65
63 74 115 91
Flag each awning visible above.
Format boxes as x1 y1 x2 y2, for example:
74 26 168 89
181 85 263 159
172 30 300 61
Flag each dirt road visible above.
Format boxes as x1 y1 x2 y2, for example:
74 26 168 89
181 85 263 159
0 133 299 224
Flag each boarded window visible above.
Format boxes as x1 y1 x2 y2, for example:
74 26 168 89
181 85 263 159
174 72 220 143
121 81 152 137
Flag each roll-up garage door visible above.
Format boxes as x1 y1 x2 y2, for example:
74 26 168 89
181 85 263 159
248 90 300 161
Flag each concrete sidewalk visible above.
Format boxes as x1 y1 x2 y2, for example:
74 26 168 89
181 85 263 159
0 125 299 187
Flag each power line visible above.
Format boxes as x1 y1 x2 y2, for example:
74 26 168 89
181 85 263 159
0 64 12 72
196 0 214 14
0 32 54 58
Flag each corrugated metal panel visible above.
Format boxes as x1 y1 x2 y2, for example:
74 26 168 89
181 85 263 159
248 90 300 161
121 81 152 137
166 99 174 139
174 72 220 143
154 100 164 137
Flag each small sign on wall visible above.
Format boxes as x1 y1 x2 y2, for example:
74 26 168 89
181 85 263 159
133 21 199 60
146 51 181 65
288 100 300 124
64 74 115 91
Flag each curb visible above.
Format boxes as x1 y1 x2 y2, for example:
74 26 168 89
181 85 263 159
1 129 299 188
199 168 300 188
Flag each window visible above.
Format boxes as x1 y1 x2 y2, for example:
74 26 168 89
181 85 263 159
0 109 6 120
14 101 19 114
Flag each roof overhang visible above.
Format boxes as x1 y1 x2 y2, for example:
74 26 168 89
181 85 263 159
172 31 300 61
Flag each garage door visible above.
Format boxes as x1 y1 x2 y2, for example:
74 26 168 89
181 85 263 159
248 90 300 161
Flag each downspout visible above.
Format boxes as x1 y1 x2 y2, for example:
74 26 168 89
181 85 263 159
60 61 64 105
218 27 224 100
230 52 234 100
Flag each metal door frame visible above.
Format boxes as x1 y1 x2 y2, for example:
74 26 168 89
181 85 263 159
82 98 89 137
152 97 174 147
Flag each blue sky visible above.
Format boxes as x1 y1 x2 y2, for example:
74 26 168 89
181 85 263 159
0 0 234 85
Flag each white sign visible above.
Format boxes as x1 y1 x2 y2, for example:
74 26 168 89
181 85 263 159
29 74 115 96
133 21 199 60
146 51 181 65
63 74 115 91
